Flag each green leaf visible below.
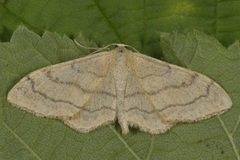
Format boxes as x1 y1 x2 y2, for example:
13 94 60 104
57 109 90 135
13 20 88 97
1 24 240 160
1 0 240 51
160 30 240 159
0 0 240 159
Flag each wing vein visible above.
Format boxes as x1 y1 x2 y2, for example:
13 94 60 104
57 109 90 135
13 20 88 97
27 76 115 113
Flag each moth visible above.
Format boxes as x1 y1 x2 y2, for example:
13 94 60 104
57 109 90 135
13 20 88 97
7 44 232 134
